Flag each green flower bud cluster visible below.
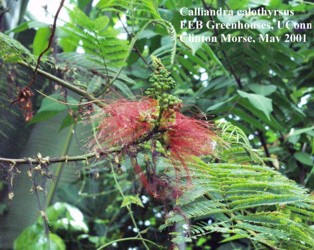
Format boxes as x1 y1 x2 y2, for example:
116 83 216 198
157 93 182 109
145 57 181 109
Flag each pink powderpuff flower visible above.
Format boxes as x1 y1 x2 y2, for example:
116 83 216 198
162 111 216 177
91 97 216 199
94 98 158 150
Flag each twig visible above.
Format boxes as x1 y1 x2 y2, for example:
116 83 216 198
0 129 166 166
97 237 162 250
28 160 51 250
28 0 65 88
278 130 306 185
0 109 169 167
110 163 150 250
19 61 106 108
256 130 275 168
0 152 101 165
116 13 153 71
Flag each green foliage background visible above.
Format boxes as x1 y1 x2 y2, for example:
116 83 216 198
0 0 313 249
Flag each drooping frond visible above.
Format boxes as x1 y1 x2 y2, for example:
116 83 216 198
0 69 18 139
96 0 177 66
147 19 177 66
0 32 35 138
216 121 265 164
161 160 314 249
0 32 35 64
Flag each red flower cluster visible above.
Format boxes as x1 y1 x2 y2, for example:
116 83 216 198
163 112 215 168
94 98 158 149
93 98 216 198
94 98 215 162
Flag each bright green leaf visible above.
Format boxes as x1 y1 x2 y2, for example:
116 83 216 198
238 90 273 120
294 152 313 167
33 27 50 56
39 94 77 112
248 84 277 96
206 96 236 112
29 111 62 124
59 114 77 131
29 94 78 124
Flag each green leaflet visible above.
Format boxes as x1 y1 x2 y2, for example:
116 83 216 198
97 0 176 66
248 83 277 96
217 121 265 164
294 152 313 167
32 27 50 57
238 90 273 120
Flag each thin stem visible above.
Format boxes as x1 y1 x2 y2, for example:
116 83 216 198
0 151 107 165
29 0 65 88
0 122 168 167
29 161 51 250
278 128 306 185
19 61 106 108
95 66 124 98
110 163 150 250
96 237 162 250
117 13 153 71
0 129 169 168
256 130 275 168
